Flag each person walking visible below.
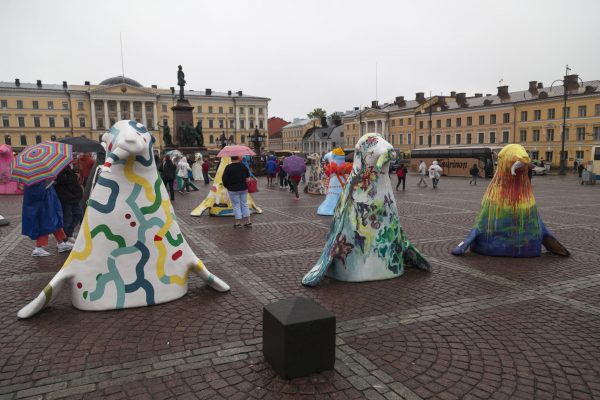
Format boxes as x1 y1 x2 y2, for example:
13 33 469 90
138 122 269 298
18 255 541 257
289 174 301 200
202 159 210 184
22 180 73 257
469 163 480 185
222 156 252 228
161 155 177 201
428 160 443 189
77 153 95 186
265 156 277 186
55 162 83 243
277 160 288 189
176 156 197 193
417 160 428 187
395 164 408 191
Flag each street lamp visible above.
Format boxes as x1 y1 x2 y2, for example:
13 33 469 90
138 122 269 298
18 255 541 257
252 127 265 157
550 65 584 175
420 92 440 148
219 132 227 149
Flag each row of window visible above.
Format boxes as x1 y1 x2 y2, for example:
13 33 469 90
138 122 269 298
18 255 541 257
158 117 264 130
0 99 85 111
521 104 600 121
2 116 80 128
96 102 153 113
3 134 86 146
519 127 600 142
193 105 264 115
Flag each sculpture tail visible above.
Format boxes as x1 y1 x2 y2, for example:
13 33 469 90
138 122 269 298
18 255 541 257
301 261 330 287
404 244 432 272
190 198 214 216
451 228 479 256
541 221 570 257
17 269 71 319
193 259 230 292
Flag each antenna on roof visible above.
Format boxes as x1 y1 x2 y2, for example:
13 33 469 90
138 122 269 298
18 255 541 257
498 78 504 85
375 62 378 102
119 32 127 93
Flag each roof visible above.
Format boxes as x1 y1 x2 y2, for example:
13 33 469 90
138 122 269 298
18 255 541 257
99 76 142 87
268 117 290 137
283 118 315 129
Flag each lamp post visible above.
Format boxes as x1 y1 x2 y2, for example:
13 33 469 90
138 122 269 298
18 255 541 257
219 132 227 149
252 127 264 157
420 92 439 148
550 65 583 175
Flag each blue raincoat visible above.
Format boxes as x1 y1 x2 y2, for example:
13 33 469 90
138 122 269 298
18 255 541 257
21 181 63 240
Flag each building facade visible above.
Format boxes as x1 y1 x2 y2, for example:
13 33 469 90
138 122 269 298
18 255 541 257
0 77 270 153
281 118 317 151
343 76 600 165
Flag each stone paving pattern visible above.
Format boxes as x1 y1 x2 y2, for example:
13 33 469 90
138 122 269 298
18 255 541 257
0 172 599 399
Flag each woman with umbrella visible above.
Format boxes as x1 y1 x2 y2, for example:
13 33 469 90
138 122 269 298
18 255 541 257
13 142 75 256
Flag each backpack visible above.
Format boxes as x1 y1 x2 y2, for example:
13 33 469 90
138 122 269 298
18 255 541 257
396 167 404 178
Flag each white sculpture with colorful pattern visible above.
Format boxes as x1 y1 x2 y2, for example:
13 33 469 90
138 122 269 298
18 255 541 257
18 120 229 318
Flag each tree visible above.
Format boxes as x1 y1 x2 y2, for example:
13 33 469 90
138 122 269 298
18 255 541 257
307 108 327 119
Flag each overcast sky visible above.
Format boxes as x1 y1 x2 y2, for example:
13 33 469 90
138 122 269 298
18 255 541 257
1 0 599 121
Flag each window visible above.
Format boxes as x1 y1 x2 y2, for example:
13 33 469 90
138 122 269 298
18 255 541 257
49 117 55 128
17 100 23 109
407 133 412 144
218 106 223 114
239 107 244 114
435 135 441 145
162 118 168 127
533 129 540 141
79 117 86 128
419 121 423 129
249 107 254 114
594 127 600 141
467 116 472 126
4 135 11 145
534 110 541 120
418 135 423 145
209 135 214 144
489 132 496 143
240 120 245 129
445 134 451 145
218 119 224 129
18 116 25 127
408 118 412 125
456 134 461 144
229 119 235 128
259 120 264 129
48 101 54 110
250 120 254 129
428 120 432 129
520 130 527 142
502 113 509 123
2 116 9 127
436 120 441 128
546 129 554 142
548 108 555 119
399 134 403 144
595 104 600 116
35 135 42 144
229 107 233 114
479 115 485 125
0 100 7 108
160 104 167 113
241 135 245 143
34 116 40 127
110 118 116 126
478 132 484 143
456 118 462 127
545 151 553 163
578 105 587 117
32 100 39 109
446 119 451 128
521 111 527 121
208 120 214 129
576 150 584 160
502 131 509 143
564 107 570 118
490 114 496 124
97 119 104 129
577 127 585 141
466 133 472 144
20 135 27 146
78 101 84 111
564 128 569 141
400 119 404 126
63 118 70 128
259 108 263 115
62 102 68 110
531 151 539 160
208 106 213 113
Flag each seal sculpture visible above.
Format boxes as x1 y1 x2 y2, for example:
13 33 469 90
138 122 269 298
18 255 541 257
451 143 569 257
303 133 430 286
18 120 229 318
190 155 262 217
304 153 326 195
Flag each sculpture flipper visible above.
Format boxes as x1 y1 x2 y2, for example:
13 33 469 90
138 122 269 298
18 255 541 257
451 228 479 256
404 244 432 272
194 259 230 291
541 221 570 257
18 269 72 318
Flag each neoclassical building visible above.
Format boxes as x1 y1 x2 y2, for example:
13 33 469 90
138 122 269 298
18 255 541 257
0 76 270 152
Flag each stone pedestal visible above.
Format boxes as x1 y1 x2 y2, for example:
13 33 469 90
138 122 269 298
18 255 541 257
172 99 194 147
263 297 336 379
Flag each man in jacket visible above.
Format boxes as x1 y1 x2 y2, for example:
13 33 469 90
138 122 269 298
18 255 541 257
55 163 83 243
417 160 428 188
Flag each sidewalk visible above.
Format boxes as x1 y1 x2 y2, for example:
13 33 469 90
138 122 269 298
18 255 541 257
1 175 599 399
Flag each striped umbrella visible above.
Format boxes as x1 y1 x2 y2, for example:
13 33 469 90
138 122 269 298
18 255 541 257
12 141 73 186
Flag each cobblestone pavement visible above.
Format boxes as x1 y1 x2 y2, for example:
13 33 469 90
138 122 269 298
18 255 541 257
0 173 599 399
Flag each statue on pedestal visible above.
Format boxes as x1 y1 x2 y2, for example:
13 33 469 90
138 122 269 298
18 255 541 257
161 124 172 147
177 65 186 100
195 121 204 147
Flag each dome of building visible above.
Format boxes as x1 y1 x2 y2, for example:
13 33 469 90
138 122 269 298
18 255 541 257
99 76 143 87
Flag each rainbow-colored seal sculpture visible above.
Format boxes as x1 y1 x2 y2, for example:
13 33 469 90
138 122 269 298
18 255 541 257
451 143 569 257
18 120 230 318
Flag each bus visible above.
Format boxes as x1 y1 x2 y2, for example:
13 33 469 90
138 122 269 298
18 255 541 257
409 145 503 177
591 145 600 179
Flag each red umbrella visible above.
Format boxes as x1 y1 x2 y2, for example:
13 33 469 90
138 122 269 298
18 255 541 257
216 145 256 158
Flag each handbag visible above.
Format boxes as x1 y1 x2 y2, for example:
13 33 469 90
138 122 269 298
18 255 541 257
247 178 258 193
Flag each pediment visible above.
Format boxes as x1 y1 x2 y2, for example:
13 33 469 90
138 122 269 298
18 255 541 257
363 110 386 119
90 84 156 96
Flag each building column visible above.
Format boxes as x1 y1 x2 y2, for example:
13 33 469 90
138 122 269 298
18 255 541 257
130 101 134 120
103 100 109 129
142 102 147 127
91 99 97 130
255 107 259 131
153 102 158 130
245 108 249 132
117 100 122 121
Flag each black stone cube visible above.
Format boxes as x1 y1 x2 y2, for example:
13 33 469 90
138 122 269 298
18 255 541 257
263 297 336 379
